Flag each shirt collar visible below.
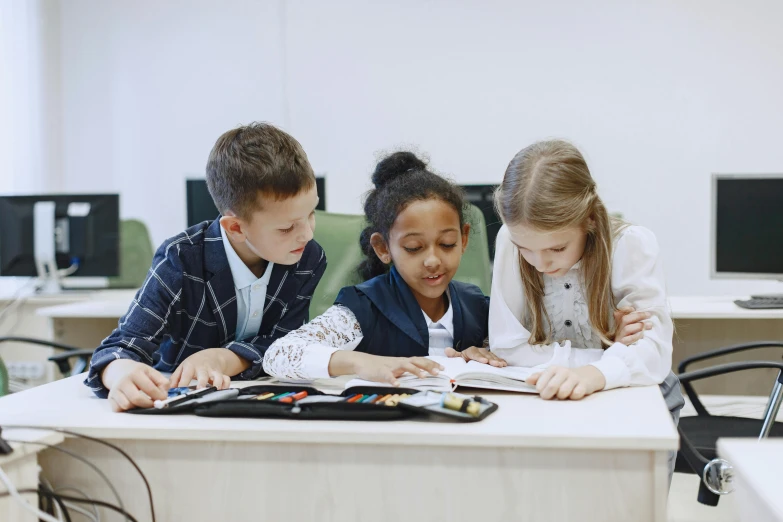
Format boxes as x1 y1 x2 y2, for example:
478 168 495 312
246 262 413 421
220 225 274 290
421 290 454 338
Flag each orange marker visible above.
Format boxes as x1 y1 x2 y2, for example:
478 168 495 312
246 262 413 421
290 391 308 401
347 394 364 403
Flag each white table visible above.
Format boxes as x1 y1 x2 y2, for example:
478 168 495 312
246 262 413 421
0 374 678 522
718 439 783 522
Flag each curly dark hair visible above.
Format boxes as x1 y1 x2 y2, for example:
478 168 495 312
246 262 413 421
357 151 468 281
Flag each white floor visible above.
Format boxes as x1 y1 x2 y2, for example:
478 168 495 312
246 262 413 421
668 394 779 522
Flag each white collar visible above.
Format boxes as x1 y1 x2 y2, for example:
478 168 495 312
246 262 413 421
220 225 274 290
421 290 454 338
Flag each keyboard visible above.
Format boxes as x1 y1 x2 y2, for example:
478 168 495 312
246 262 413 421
735 297 783 309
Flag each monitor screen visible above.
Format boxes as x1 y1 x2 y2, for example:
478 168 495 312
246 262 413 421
186 177 326 228
713 175 783 278
0 194 120 277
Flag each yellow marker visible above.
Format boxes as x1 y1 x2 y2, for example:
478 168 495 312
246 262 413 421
441 393 481 417
255 392 275 401
385 394 401 406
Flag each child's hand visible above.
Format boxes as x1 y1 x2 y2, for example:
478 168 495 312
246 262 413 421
102 359 169 412
526 365 606 400
613 307 653 346
169 348 238 390
444 347 507 367
344 352 445 386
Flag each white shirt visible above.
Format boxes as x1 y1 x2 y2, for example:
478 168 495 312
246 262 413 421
220 227 274 342
489 224 672 390
262 295 455 380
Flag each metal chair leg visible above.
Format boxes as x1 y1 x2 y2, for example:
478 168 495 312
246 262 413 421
759 372 783 439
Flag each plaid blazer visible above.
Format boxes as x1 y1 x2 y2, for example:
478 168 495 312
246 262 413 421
85 218 327 398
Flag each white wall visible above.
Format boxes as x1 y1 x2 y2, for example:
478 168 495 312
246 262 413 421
51 0 783 296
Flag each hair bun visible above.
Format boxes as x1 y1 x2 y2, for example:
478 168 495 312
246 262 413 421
371 151 426 188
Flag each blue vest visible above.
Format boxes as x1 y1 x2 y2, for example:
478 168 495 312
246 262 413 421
334 266 489 357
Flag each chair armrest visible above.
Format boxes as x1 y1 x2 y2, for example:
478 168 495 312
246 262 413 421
679 361 783 418
47 350 94 376
679 361 783 383
0 336 83 353
678 342 783 374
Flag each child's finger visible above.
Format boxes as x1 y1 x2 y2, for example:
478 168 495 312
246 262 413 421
400 361 429 378
468 350 489 364
570 384 587 400
196 368 210 389
169 366 183 388
119 381 153 409
483 352 504 367
108 389 131 412
412 358 443 374
444 347 460 358
620 332 644 346
556 376 579 400
146 367 170 389
134 372 168 401
541 369 569 399
534 369 556 395
526 372 542 385
175 365 196 388
209 369 225 390
645 322 653 330
381 369 400 386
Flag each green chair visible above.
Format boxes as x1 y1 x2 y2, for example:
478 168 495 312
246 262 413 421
310 204 493 319
108 219 155 289
310 211 366 318
454 204 492 295
0 356 8 397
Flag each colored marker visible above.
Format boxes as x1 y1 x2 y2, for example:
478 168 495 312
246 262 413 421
289 391 308 401
347 394 364 403
375 394 392 404
360 394 378 403
271 391 296 401
255 392 276 401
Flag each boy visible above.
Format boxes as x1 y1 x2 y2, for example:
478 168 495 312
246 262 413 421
85 123 326 412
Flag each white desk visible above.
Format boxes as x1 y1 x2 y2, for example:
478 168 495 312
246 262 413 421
718 439 783 522
35 290 136 349
0 374 678 522
669 296 783 320
0 429 64 522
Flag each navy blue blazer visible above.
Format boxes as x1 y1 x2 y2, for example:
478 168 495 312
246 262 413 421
85 218 327 397
334 266 489 357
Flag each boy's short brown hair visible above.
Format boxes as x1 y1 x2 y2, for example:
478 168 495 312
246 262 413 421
206 122 315 219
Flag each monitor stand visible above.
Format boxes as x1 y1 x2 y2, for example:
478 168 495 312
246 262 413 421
32 201 80 295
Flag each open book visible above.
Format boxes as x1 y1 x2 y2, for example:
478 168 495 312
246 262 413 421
346 356 539 393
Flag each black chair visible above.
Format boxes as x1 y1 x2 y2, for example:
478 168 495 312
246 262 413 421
0 336 94 377
676 341 783 506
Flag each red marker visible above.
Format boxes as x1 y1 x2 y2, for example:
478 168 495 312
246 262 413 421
280 391 309 404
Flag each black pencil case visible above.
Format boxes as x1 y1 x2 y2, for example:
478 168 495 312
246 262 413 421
192 385 422 421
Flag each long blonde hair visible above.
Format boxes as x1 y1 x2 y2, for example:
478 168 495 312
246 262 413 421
495 140 625 347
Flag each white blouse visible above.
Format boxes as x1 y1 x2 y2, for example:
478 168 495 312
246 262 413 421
489 224 672 390
262 296 455 380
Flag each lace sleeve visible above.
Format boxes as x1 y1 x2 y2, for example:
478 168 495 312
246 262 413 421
262 305 363 380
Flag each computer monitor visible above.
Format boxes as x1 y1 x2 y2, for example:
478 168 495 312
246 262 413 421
0 194 120 291
711 174 783 281
186 177 327 227
462 184 501 260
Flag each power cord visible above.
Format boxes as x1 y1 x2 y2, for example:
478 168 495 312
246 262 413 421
2 425 153 522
